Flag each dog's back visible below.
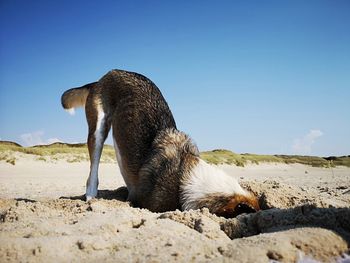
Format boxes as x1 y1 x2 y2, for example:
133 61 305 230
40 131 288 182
99 70 176 175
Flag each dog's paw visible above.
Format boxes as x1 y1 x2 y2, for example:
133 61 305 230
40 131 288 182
85 195 95 201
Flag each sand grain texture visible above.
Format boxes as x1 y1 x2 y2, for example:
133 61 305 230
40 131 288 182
1 155 349 262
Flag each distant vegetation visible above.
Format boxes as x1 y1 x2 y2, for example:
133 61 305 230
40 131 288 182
0 141 349 167
0 141 115 164
200 149 350 168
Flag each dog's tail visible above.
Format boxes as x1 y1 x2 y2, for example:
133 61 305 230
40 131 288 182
61 82 97 114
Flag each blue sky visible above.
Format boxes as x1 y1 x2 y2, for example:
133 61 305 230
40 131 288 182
0 0 349 156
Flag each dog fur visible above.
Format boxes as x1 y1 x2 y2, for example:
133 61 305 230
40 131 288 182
61 69 260 217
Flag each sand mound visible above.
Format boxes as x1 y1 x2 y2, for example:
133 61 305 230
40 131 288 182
1 179 349 263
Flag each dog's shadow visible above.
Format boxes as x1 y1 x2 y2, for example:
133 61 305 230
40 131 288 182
59 186 129 202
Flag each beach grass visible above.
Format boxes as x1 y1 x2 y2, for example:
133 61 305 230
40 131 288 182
200 149 350 168
0 141 115 163
0 141 349 167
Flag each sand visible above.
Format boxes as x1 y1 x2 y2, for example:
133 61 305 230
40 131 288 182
1 153 349 262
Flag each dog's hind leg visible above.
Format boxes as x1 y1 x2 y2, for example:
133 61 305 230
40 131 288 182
85 97 111 200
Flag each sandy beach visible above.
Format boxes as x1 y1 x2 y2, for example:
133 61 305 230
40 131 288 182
1 153 349 262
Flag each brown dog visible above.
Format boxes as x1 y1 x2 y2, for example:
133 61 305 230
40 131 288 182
61 69 259 217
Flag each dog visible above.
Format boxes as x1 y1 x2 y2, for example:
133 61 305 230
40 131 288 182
61 69 260 218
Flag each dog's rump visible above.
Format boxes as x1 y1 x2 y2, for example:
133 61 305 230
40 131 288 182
61 69 178 177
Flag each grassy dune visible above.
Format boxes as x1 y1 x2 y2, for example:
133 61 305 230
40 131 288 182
200 149 350 167
0 141 349 167
0 141 115 164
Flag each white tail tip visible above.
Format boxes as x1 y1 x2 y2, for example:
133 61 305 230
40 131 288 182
66 108 75 115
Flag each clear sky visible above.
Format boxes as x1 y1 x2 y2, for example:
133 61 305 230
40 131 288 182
1 0 349 156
